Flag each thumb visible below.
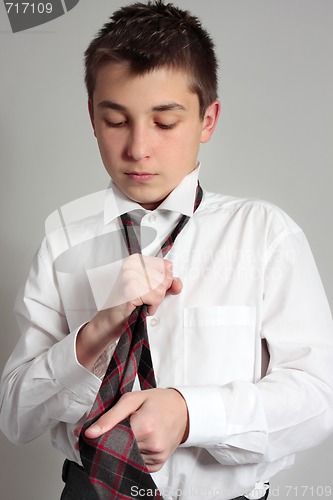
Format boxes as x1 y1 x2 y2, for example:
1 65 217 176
85 392 145 439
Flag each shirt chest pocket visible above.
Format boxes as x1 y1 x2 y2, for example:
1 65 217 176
183 306 257 385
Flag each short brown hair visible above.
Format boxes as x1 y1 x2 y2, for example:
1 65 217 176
84 0 218 119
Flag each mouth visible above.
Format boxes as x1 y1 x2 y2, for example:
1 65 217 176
125 172 157 182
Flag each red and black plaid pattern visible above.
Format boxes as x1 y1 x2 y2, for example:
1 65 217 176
79 184 203 500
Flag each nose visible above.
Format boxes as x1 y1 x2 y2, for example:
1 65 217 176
126 124 150 161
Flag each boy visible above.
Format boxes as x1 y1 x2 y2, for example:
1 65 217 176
1 1 333 499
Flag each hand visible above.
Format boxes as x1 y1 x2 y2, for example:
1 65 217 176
110 254 182 316
84 388 189 472
77 255 182 370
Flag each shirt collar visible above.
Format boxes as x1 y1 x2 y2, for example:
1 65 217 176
104 164 201 224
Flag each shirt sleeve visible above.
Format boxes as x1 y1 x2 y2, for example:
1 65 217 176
0 239 102 444
176 227 333 466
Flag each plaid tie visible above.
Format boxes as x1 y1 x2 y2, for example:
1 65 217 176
79 184 203 500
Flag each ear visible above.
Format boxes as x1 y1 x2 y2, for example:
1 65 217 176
200 100 221 143
88 99 96 137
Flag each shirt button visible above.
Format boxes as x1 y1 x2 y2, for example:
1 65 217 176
148 214 157 223
150 317 159 327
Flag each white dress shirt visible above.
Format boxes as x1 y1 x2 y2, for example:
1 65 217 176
1 167 333 500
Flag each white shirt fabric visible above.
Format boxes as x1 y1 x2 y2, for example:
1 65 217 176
1 167 333 500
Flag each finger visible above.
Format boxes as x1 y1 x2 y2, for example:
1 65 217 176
126 264 171 299
128 254 170 276
84 392 145 439
145 276 182 315
144 260 173 290
140 453 165 473
146 463 164 473
167 277 183 295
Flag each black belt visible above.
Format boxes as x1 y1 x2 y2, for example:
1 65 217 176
233 489 269 500
61 459 269 500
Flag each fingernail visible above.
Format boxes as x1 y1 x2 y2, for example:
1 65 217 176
86 424 101 436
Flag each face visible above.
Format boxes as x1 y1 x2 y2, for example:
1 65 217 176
89 62 220 210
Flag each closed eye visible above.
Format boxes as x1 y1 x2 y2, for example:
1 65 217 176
156 122 177 130
105 120 127 128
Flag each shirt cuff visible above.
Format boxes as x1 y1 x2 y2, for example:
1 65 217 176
174 385 227 448
50 327 101 405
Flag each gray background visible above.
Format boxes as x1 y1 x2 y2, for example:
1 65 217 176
0 1 332 499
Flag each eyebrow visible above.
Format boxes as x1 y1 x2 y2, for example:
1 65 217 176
97 100 187 112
